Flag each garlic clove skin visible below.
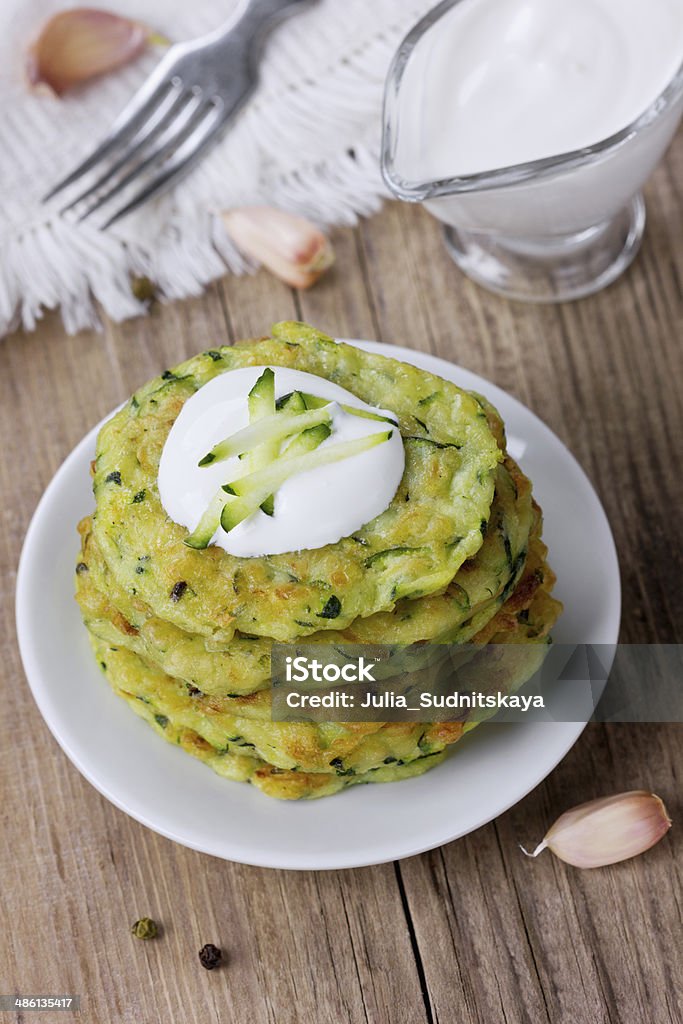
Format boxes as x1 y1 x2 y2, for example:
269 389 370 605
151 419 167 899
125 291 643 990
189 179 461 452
27 9 151 97
222 207 335 289
525 790 672 869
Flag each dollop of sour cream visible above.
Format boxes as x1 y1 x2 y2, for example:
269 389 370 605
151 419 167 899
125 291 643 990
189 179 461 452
157 367 405 557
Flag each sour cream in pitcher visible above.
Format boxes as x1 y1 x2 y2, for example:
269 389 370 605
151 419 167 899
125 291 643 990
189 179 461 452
398 0 683 180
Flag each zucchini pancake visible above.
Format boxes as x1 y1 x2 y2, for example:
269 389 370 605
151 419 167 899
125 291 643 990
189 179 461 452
75 322 561 800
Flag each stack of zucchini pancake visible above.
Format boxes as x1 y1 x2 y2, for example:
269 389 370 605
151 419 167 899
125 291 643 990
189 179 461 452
75 322 561 800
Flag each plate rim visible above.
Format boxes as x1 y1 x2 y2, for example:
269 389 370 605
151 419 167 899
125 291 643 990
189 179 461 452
15 340 621 870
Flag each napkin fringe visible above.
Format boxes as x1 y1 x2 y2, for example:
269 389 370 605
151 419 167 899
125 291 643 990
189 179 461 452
1 148 386 337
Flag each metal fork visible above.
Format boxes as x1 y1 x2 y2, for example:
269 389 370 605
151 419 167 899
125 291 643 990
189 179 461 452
44 0 314 227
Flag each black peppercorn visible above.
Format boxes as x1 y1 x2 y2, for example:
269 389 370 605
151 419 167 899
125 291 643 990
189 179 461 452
199 943 223 970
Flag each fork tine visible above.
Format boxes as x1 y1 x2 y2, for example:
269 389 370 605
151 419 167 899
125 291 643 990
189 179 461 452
42 55 182 202
60 86 188 215
102 106 227 227
78 93 208 223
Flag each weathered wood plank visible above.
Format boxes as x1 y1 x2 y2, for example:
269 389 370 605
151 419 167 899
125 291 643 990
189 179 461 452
0 125 680 1024
0 239 427 1024
391 133 683 1024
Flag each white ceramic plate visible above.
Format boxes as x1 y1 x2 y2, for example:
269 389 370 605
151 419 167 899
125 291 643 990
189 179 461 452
16 342 621 870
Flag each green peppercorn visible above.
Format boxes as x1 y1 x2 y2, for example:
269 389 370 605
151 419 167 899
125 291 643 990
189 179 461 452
131 276 156 302
131 917 158 940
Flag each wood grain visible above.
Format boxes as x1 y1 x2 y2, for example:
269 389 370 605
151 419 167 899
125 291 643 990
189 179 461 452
1 131 681 1024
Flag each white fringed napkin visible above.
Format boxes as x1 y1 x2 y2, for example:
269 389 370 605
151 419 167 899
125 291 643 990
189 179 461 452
0 0 432 335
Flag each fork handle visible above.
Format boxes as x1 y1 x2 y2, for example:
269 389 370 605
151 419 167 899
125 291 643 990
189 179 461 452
213 0 314 43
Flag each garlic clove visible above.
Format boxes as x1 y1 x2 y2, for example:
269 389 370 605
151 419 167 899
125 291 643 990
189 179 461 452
524 790 672 869
27 9 152 97
222 207 335 289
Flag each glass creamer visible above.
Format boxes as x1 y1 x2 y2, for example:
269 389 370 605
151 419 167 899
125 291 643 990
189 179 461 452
382 0 683 302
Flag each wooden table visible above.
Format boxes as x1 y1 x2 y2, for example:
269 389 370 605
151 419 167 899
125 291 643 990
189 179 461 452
2 130 681 1024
